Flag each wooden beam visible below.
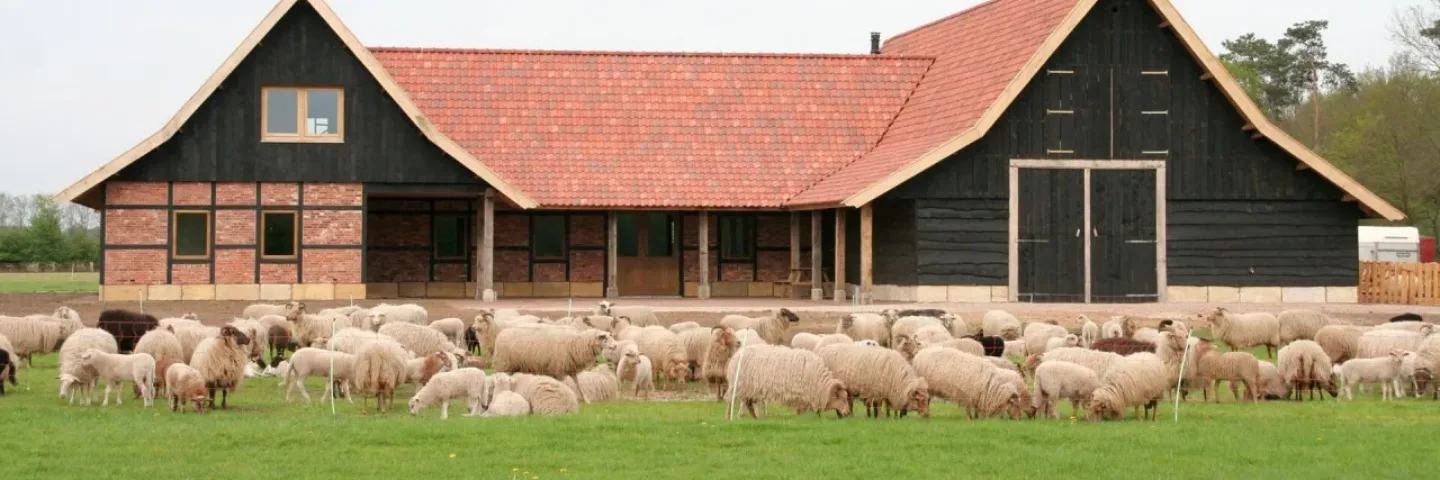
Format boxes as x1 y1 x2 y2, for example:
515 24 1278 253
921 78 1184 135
1241 123 1256 131
478 189 496 302
811 210 823 301
1158 20 1170 28
1342 194 1358 202
1250 132 1264 140
698 211 711 299
790 212 801 299
1296 163 1311 171
834 209 847 303
860 203 873 304
1200 72 1214 81
606 213 619 299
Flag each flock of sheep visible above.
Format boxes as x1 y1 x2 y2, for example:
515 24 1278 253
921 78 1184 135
0 301 1435 422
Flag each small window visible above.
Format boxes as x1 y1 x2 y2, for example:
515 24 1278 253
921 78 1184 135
616 214 639 258
720 216 754 260
262 87 343 143
171 211 211 260
533 215 566 260
646 213 673 257
433 215 467 260
261 211 298 259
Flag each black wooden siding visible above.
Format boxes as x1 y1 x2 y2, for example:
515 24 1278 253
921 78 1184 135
114 1 481 185
1168 201 1360 286
882 0 1358 287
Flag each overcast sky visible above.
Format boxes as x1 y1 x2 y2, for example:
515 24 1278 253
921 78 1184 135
0 0 1424 196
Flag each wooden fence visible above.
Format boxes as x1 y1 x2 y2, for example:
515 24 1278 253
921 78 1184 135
1359 261 1440 305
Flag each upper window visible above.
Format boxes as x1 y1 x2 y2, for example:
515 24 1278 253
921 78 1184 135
532 215 567 260
720 215 754 260
172 211 211 260
433 215 468 260
262 87 343 143
261 211 298 259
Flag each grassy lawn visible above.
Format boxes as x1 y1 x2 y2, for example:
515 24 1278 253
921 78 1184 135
0 272 99 293
1 352 1436 479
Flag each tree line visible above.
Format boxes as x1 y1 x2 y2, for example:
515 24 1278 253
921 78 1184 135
0 193 99 264
1221 2 1440 253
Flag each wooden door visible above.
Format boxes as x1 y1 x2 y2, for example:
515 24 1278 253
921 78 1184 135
1017 169 1086 302
616 212 681 296
1091 169 1158 302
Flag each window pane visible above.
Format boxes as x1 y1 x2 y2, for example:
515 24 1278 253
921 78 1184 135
306 89 339 135
174 212 209 257
266 89 298 134
262 212 297 257
533 215 566 258
721 216 753 259
646 213 672 257
434 216 466 258
616 214 639 257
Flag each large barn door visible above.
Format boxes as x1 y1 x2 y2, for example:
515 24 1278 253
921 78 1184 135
1016 168 1086 302
1090 169 1158 302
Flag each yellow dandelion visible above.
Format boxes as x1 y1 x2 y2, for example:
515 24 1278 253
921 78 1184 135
513 468 519 472
449 453 457 459
560 469 568 473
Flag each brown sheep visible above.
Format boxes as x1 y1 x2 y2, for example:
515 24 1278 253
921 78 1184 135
1193 339 1260 402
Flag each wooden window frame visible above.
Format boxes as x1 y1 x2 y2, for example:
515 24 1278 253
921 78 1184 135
171 210 212 260
432 214 469 260
719 215 755 261
260 210 300 260
531 214 568 261
261 87 345 143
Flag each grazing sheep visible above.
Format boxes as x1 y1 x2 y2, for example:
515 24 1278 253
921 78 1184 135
77 349 157 407
839 312 894 347
262 324 295 368
1044 334 1081 353
492 327 614 401
813 333 856 351
732 328 770 346
378 322 466 367
1192 339 1259 402
1032 360 1101 419
1339 351 1406 401
242 301 299 319
324 328 398 355
1257 361 1288 400
1397 351 1434 399
576 365 621 403
407 368 489 419
1024 322 1069 356
790 332 821 351
510 373 580 415
1086 352 1171 421
1026 348 1124 381
0 346 13 391
370 303 429 326
1203 308 1280 357
911 347 1021 419
668 321 702 334
353 340 409 414
0 316 65 366
158 317 202 330
133 328 184 369
58 328 118 406
96 309 158 354
405 352 449 388
1091 337 1156 356
916 337 986 357
191 326 251 409
724 345 851 419
1002 340 1026 358
981 310 1022 340
1356 328 1431 360
719 309 800 346
428 318 467 346
1276 340 1337 401
1315 325 1369 364
480 373 531 416
282 348 357 403
595 300 660 327
1101 316 1124 339
471 310 540 354
164 363 208 413
815 343 929 418
676 327 715 378
1079 316 1100 348
630 353 656 400
700 327 740 401
912 324 955 345
1277 309 1332 344
1373 321 1436 333
635 327 692 389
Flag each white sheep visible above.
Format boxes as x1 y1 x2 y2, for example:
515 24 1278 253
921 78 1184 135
1032 360 1101 419
0 315 64 366
724 345 851 419
1203 308 1280 357
1356 327 1431 360
1277 309 1332 344
1023 322 1068 355
133 328 184 368
790 332 821 351
1315 325 1369 364
733 328 770 346
576 365 620 403
378 322 465 367
1372 321 1436 333
1256 361 1288 400
981 310 1022 340
471 310 540 354
480 372 531 416
1080 316 1100 348
227 318 268 363
1275 340 1336 401
190 326 252 409
916 337 986 357
676 327 715 378
165 363 209 413
1086 352 1171 421
1339 350 1406 401
631 353 655 400
169 324 220 363
1044 334 1081 353
370 303 429 326
407 367 489 419
911 347 1021 419
159 317 203 330
353 340 409 414
595 300 660 327
1101 316 1124 339
492 327 614 401
428 317 467 346
815 343 930 418
282 347 357 403
58 328 118 405
326 328 400 355
699 327 740 402
77 349 157 407
912 324 955 345
510 373 580 415
839 311 894 347
1027 347 1124 382
668 321 702 334
719 309 799 345
812 333 855 351
1191 339 1260 402
242 301 299 319
1002 340 1026 358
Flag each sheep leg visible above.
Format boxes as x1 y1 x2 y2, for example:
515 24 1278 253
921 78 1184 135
745 400 758 419
220 388 229 409
102 382 113 407
441 401 449 419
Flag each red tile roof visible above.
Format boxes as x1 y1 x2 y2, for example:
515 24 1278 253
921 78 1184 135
787 0 1078 206
372 48 932 208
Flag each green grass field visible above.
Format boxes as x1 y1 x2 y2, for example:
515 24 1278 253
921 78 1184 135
0 272 99 293
1 351 1436 479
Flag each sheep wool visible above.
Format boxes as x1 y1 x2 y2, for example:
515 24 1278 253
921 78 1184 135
326 328 400 355
576 365 621 403
370 303 429 326
190 326 252 409
471 310 541 354
790 332 821 351
632 354 656 400
815 343 929 418
58 328 118 406
481 373 532 416
839 313 893 347
165 363 209 413
1033 347 1124 380
1277 309 1332 344
354 340 409 413
170 325 220 363
724 345 851 419
378 322 465 366
493 327 614 400
242 301 299 319
1356 328 1431 360
1087 352 1171 421
407 368 489 419
282 347 358 403
133 328 185 366
1044 335 1080 353
1101 316 1124 339
668 321 702 334
510 373 580 415
0 316 65 365
718 309 799 346
1256 361 1288 400
812 333 856 351
1339 351 1406 401
981 310 1022 340
912 325 955 345
1275 340 1336 401
1080 317 1100 348
1032 360 1101 419
428 317 467 346
700 327 740 401
911 347 1020 419
594 301 660 328
77 349 157 407
1203 308 1280 357
1192 340 1259 402
677 327 716 376
916 337 985 357
1313 325 1368 364
1023 322 1069 356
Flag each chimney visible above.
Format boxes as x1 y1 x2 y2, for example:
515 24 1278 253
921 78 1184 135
870 32 882 54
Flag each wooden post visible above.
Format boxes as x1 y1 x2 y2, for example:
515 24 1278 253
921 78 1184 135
698 211 711 299
811 210 823 301
860 203 873 304
478 189 496 302
606 212 619 299
790 212 801 299
834 208 846 303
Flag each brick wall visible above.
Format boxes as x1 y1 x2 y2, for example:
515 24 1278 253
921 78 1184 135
303 210 363 245
571 250 604 282
303 183 363 207
216 249 255 283
105 209 166 245
216 183 257 205
260 263 298 284
171 182 211 206
216 210 256 245
571 215 605 247
533 263 566 282
260 183 299 205
303 249 362 283
106 182 167 205
367 251 427 282
722 263 754 282
171 263 211 284
497 250 529 282
106 250 166 284
434 263 468 282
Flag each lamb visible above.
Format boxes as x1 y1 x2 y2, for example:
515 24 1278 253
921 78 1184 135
812 333 855 351
630 353 655 400
282 347 357 403
325 328 400 355
911 346 1021 419
1315 325 1369 364
1277 309 1332 343
1276 340 1337 401
492 327 614 401
1256 361 1288 400
839 312 894 347
912 324 955 345
0 316 64 366
634 328 691 389
133 328 184 370
790 332 821 351
981 310 1022 340
1101 316 1124 339
479 372 531 416
916 337 986 357
724 345 851 419
719 309 799 345
96 309 158 353
1203 308 1280 357
264 324 295 367
164 363 209 413
57 328 118 406
1356 327 1432 360
1338 350 1406 401
407 368 489 419
353 340 409 413
815 343 929 418
471 310 540 354
405 352 449 386
1026 348 1124 380
576 365 621 403
1080 317 1099 348
668 321 702 334
378 322 466 367
1090 337 1156 356
1032 360 1101 419
190 326 251 409
1191 339 1259 402
1085 352 1171 421
509 373 580 415
76 349 157 407
700 327 740 401
242 301 299 319
1044 334 1081 353
1023 322 1069 356
595 300 659 327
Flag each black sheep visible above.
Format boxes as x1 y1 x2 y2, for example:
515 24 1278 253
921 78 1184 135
0 348 15 394
896 309 948 319
1390 313 1424 323
964 334 1007 357
266 324 296 368
97 309 159 353
464 328 481 355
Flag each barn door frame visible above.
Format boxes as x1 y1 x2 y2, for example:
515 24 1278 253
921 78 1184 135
1007 159 1168 303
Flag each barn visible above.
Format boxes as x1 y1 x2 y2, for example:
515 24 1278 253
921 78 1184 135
57 0 1402 304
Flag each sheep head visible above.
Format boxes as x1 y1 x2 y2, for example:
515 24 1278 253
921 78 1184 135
839 314 855 331
824 381 852 418
58 373 81 399
893 335 916 360
1203 308 1229 328
880 309 900 327
938 313 959 330
1121 317 1138 338
1001 326 1021 341
665 355 690 381
712 326 738 349
597 300 615 316
189 392 209 414
181 312 200 320
1021 354 1043 375
777 308 799 325
220 325 251 346
1085 388 1123 421
408 395 424 416
903 379 931 418
1063 335 1080 348
589 330 617 354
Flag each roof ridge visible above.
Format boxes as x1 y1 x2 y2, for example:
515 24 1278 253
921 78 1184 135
883 0 1004 47
784 57 937 206
368 46 937 61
